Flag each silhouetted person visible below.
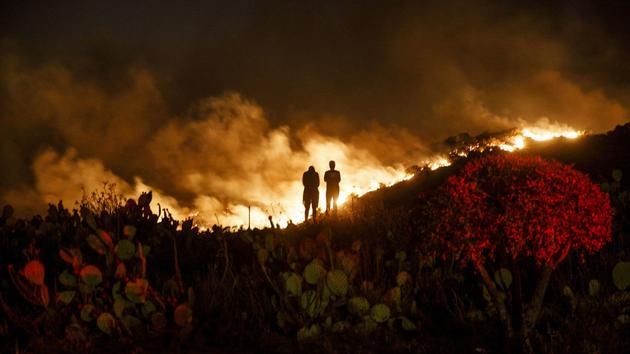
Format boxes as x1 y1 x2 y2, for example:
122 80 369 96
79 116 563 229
324 160 341 214
302 166 320 222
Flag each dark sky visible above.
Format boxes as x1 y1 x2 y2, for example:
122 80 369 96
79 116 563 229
1 0 630 219
3 0 630 131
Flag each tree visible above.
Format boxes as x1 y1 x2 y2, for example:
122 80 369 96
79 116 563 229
421 154 612 348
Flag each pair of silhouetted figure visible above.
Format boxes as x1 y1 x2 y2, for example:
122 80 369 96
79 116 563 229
302 161 341 222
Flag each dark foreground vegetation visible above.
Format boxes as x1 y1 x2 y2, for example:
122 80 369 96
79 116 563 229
1 124 630 353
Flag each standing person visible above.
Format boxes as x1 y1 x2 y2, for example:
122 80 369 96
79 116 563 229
302 166 320 222
324 160 341 214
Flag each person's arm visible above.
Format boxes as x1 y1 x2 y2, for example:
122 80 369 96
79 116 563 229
315 173 320 187
302 173 307 187
324 171 329 183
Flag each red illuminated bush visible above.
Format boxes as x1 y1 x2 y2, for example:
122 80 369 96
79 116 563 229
422 154 612 344
430 154 612 267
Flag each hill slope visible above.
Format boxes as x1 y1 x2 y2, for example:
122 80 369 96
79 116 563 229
358 122 630 209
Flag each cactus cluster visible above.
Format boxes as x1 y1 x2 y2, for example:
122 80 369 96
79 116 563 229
242 227 421 341
3 198 197 348
1 157 628 352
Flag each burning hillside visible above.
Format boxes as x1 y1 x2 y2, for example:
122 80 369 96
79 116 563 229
0 86 587 230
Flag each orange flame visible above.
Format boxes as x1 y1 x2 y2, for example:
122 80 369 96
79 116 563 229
154 122 584 229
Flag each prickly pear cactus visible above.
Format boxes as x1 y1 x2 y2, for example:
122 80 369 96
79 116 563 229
174 303 193 327
382 287 401 310
81 304 96 322
303 261 326 285
115 263 127 280
335 250 360 282
57 290 76 305
125 278 149 304
612 261 630 291
348 296 370 316
97 312 116 335
370 303 391 323
59 270 77 287
326 270 349 296
79 265 103 288
115 239 136 260
123 225 137 238
23 260 45 285
297 323 321 341
284 272 303 297
396 271 412 287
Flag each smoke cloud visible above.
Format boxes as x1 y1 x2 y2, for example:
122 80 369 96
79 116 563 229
0 61 424 226
1 1 629 226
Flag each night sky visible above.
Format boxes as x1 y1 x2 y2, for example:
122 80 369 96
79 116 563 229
1 0 629 223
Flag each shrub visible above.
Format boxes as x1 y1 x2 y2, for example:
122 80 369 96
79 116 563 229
422 154 613 345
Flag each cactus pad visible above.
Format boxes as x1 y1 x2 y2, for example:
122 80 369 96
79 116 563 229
115 263 127 280
80 304 95 322
174 303 193 327
97 230 113 249
303 261 326 285
297 323 320 341
395 251 406 261
125 278 149 304
79 265 102 287
23 260 45 285
284 272 302 297
58 270 77 287
326 270 349 296
114 298 128 318
142 301 157 317
115 239 136 260
370 303 391 323
348 296 370 316
97 312 116 335
123 225 137 239
612 261 630 291
87 234 106 255
382 287 401 308
57 290 75 305
396 271 412 287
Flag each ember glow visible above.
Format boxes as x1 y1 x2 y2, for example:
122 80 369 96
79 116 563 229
251 120 585 228
2 99 584 230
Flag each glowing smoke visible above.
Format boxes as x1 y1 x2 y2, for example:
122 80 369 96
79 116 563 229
0 60 622 228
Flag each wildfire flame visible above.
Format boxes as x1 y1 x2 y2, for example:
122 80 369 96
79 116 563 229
129 121 585 230
243 122 583 228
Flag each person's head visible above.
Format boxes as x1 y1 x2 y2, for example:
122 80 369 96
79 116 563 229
308 166 315 172
329 160 336 169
